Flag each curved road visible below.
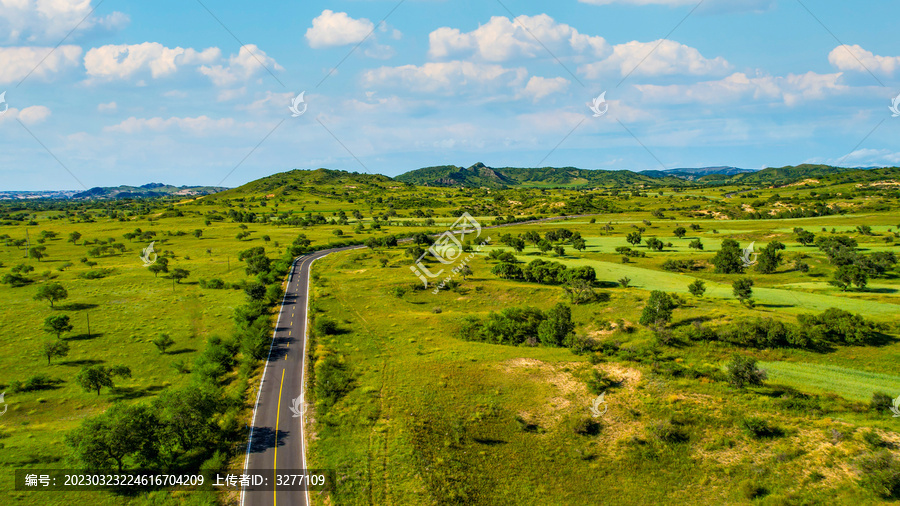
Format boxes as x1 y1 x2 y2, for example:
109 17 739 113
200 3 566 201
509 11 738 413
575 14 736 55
241 246 361 506
240 214 591 505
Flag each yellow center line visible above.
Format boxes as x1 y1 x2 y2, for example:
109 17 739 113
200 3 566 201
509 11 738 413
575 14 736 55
274 369 285 506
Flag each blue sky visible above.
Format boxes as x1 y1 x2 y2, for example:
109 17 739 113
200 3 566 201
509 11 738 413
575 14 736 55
1 0 898 190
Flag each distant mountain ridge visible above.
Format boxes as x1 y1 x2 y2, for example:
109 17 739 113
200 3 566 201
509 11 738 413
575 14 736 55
72 183 226 199
394 162 684 188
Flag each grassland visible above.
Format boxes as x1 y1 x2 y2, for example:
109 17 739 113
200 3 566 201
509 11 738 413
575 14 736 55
1 167 899 504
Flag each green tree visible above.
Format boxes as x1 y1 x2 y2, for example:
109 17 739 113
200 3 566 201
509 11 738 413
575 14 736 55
687 279 706 297
44 314 73 339
572 238 587 252
712 239 745 274
171 268 190 284
794 228 815 246
688 239 703 250
460 265 473 280
537 240 551 254
537 303 575 347
732 277 754 306
192 229 203 239
553 245 566 256
639 291 675 327
34 282 68 307
152 333 175 354
153 384 222 460
75 365 132 395
626 232 642 246
28 245 47 261
673 227 687 238
755 241 785 274
726 354 766 388
68 231 82 245
43 339 70 365
645 237 664 251
831 264 868 291
66 403 160 472
148 261 168 278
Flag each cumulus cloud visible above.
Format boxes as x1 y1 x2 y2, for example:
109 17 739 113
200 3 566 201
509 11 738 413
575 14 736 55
635 71 846 106
429 14 608 62
0 45 82 85
362 61 528 94
520 76 570 101
306 10 375 48
0 104 52 125
84 43 220 80
829 45 900 75
103 115 259 135
0 0 129 43
580 39 730 78
198 44 283 87
97 101 116 112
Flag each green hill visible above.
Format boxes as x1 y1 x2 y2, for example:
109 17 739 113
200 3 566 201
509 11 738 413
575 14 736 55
395 163 683 188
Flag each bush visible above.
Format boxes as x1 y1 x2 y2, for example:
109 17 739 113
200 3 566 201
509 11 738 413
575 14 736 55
651 419 689 443
586 369 619 394
315 318 339 335
741 417 784 439
573 417 602 436
9 374 60 392
726 354 766 388
871 392 894 413
857 450 900 499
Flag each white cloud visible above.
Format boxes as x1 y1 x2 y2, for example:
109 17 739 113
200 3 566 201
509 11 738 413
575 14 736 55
18 104 50 124
103 115 259 135
520 76 570 101
635 71 846 106
829 45 900 75
198 44 282 87
306 10 374 48
830 148 900 166
0 45 82 85
97 101 116 112
429 14 608 62
239 90 296 114
0 104 51 125
580 39 730 78
362 61 528 94
84 43 220 80
0 0 129 43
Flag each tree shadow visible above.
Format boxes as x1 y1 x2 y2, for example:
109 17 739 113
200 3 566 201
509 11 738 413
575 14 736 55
864 287 898 294
111 384 166 401
56 302 98 311
473 438 507 446
248 427 289 453
59 359 104 367
65 332 102 341
595 281 620 289
167 348 197 355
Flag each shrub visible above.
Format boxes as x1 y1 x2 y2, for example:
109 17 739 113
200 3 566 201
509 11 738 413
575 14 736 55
586 369 619 394
726 354 766 388
314 318 339 335
651 419 689 443
741 417 784 439
9 374 60 392
857 450 900 499
573 417 602 436
871 392 894 413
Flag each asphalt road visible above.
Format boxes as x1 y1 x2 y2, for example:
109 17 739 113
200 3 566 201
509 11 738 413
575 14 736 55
241 247 360 506
240 214 589 505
